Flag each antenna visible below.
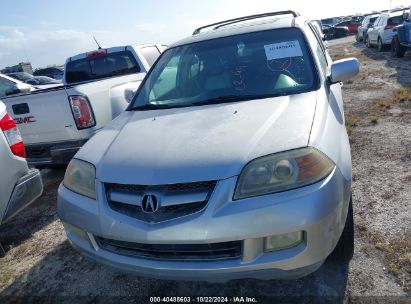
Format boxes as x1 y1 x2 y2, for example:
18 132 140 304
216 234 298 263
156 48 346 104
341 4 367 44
93 35 102 50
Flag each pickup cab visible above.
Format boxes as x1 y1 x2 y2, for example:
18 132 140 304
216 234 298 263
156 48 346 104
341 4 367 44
1 44 166 166
391 9 411 57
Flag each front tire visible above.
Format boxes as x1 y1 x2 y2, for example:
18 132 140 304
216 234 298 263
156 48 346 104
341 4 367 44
377 37 385 52
331 196 354 262
391 36 406 58
366 36 372 48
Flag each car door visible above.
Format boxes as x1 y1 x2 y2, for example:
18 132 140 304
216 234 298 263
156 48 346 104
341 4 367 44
378 16 388 41
368 17 380 43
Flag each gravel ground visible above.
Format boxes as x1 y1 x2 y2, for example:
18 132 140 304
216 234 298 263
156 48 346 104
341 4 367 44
0 36 410 304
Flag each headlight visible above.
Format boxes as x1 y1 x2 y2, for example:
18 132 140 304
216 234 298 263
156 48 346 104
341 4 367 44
63 159 96 199
233 147 335 200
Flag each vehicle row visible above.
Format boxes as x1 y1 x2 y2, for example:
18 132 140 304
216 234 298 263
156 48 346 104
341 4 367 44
356 7 411 58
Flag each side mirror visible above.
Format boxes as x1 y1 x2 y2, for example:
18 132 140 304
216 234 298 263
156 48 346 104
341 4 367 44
404 12 410 22
124 87 138 103
330 58 360 83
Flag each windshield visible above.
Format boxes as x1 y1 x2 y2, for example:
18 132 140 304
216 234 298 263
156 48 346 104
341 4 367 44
131 28 318 110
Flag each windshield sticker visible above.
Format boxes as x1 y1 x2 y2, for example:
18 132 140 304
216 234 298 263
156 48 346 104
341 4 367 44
264 41 303 60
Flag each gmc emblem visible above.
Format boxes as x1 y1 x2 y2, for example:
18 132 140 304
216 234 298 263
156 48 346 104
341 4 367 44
14 116 36 124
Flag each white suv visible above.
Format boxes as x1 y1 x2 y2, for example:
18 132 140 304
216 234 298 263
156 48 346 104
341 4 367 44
0 100 43 256
366 11 405 51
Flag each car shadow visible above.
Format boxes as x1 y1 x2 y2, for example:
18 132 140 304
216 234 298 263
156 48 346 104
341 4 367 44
0 239 349 303
0 168 65 252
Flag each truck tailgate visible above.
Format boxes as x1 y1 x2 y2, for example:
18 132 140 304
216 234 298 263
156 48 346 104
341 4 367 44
2 87 80 145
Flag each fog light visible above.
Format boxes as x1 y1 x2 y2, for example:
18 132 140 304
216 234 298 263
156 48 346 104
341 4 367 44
264 231 304 252
63 222 88 240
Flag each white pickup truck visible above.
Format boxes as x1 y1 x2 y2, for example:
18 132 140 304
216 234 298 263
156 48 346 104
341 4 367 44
1 44 166 166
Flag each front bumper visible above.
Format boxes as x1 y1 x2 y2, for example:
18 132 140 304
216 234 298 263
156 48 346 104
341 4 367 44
58 167 351 282
26 139 88 166
1 169 43 224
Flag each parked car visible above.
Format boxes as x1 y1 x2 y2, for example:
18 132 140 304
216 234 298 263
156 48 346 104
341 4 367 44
321 17 342 26
391 9 411 57
0 74 33 98
2 44 166 167
322 24 350 40
333 20 361 34
58 11 359 281
33 66 64 80
0 100 43 256
7 72 62 89
366 11 405 51
6 72 35 83
356 14 380 42
26 76 62 89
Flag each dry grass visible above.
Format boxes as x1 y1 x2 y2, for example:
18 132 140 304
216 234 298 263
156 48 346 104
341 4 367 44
375 233 411 292
357 223 411 292
345 114 358 136
374 87 411 108
329 52 347 61
370 117 378 125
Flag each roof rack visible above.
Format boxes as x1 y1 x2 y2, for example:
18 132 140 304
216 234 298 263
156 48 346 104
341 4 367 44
192 10 300 35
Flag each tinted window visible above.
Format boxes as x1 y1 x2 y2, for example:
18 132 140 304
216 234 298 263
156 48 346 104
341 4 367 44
308 24 328 74
388 16 403 26
373 17 381 26
65 50 141 84
132 28 318 109
369 17 378 24
140 46 161 66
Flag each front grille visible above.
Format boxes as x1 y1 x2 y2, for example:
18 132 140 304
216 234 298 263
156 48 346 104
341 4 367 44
106 180 217 193
105 181 217 223
109 200 208 223
95 236 242 261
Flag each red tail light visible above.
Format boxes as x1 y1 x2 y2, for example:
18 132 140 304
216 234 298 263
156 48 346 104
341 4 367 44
69 95 96 129
0 113 26 158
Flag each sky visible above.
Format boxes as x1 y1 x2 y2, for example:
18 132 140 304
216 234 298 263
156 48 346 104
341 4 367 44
0 0 410 69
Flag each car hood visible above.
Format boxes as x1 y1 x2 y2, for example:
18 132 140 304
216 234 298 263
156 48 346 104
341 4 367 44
78 91 318 185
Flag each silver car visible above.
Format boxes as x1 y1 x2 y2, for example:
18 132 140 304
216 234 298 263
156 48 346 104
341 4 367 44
58 11 359 281
366 11 405 51
0 101 43 256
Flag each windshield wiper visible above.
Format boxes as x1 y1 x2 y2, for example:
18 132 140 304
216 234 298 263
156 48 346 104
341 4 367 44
190 94 284 106
130 104 176 111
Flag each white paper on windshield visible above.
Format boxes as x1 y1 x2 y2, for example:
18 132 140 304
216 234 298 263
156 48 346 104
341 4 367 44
264 40 303 60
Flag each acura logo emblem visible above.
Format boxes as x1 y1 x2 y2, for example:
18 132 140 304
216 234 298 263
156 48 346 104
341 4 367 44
141 194 159 213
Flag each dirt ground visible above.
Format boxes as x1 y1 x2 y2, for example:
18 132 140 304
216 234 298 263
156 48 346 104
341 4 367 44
0 37 410 303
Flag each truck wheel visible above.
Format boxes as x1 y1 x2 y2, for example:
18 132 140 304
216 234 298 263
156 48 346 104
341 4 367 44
330 195 354 262
391 36 406 58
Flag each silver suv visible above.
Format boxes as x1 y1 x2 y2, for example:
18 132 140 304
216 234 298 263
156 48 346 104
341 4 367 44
366 11 405 51
58 11 359 281
0 101 43 256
